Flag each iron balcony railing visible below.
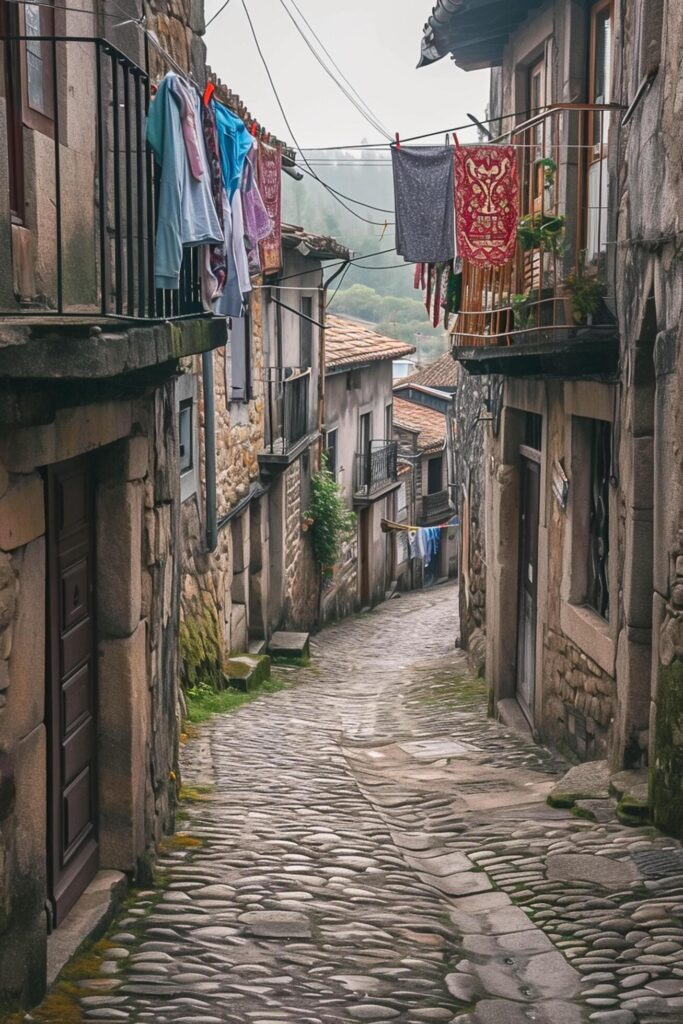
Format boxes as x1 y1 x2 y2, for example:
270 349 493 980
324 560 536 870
354 440 398 497
0 36 201 320
264 368 311 455
451 103 620 350
421 488 451 521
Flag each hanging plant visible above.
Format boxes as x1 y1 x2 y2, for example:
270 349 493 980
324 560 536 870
517 212 566 253
305 455 356 580
564 270 606 323
536 156 557 190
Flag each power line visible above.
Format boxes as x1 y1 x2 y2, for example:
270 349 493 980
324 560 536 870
240 0 393 229
276 0 392 141
297 164 394 214
206 0 233 29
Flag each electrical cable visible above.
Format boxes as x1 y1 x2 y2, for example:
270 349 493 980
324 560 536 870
325 262 351 308
276 0 392 141
297 164 394 214
240 0 393 229
206 0 233 28
287 0 392 138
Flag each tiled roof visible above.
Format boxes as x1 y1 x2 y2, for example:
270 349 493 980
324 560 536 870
393 397 446 452
282 224 350 261
400 352 459 391
325 316 416 371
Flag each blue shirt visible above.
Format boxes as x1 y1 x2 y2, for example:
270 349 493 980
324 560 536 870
212 100 253 199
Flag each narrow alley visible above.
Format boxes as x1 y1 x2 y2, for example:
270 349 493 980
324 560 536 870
45 584 683 1024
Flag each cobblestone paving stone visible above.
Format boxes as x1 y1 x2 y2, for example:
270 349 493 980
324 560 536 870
58 584 683 1024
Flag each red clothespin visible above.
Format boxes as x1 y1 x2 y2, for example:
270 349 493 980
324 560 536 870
150 82 158 96
454 133 461 150
395 132 400 149
250 122 259 137
203 81 215 107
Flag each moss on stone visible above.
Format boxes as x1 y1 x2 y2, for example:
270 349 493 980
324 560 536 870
158 833 204 853
179 784 215 803
179 607 225 691
616 794 650 826
650 658 683 838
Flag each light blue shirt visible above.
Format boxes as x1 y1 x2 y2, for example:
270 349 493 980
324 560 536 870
212 100 253 199
146 74 223 290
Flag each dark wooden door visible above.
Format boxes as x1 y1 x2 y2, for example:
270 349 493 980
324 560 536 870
515 454 540 722
46 456 98 927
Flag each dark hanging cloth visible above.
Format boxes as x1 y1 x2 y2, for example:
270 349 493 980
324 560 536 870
432 263 444 328
200 99 227 296
391 145 455 263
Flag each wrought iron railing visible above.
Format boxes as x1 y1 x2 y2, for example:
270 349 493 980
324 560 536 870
0 36 202 319
354 441 398 497
421 488 451 521
451 104 619 349
264 368 311 454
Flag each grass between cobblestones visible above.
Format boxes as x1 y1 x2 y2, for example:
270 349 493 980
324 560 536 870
183 673 287 724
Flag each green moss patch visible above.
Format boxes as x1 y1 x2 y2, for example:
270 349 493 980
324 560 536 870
650 658 683 838
179 607 226 691
184 675 286 725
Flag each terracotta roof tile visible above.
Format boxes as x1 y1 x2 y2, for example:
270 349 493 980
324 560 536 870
401 352 459 390
325 316 416 371
393 397 446 452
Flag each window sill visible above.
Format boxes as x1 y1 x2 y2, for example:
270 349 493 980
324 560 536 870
560 600 616 677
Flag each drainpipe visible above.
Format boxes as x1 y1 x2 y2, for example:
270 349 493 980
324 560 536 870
202 351 217 552
320 261 351 463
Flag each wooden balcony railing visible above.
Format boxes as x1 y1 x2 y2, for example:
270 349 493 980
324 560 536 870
451 104 619 350
421 489 451 522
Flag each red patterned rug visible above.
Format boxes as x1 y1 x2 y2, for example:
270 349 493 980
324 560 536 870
454 145 519 268
258 142 283 275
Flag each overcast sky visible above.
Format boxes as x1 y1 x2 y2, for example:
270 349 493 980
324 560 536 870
204 0 490 151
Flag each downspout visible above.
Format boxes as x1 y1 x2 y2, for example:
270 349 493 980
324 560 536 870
202 351 217 552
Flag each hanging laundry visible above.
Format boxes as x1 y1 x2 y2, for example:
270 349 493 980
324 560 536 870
146 73 223 291
454 144 519 268
241 141 273 274
211 98 254 317
167 75 205 181
257 142 283 275
391 145 455 263
200 98 227 299
213 100 253 198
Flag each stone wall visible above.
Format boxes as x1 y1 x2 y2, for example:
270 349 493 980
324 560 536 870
0 383 179 1009
179 289 266 685
321 533 358 625
544 627 615 761
282 457 319 632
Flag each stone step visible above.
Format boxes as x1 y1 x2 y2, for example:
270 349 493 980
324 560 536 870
547 759 610 808
268 631 310 660
224 653 271 692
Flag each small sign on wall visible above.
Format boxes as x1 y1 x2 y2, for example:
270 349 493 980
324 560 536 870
552 459 569 511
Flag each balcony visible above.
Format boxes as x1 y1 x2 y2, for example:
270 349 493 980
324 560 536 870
353 441 399 506
260 368 315 472
421 488 452 523
451 104 620 379
0 35 224 382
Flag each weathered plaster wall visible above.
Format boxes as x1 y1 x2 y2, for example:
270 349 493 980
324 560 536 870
282 457 318 631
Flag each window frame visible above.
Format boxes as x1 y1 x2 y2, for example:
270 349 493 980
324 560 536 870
325 427 338 480
587 0 613 164
227 309 252 404
178 373 199 503
427 454 444 496
299 295 313 370
19 0 56 137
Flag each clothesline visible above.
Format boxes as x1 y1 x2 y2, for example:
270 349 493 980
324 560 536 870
381 518 458 533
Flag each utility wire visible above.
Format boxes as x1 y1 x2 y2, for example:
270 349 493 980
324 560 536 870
287 0 392 139
240 0 393 229
298 164 394 214
276 0 392 141
206 0 233 29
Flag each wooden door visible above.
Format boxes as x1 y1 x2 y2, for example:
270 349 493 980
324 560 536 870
359 509 371 607
46 456 98 927
515 453 540 722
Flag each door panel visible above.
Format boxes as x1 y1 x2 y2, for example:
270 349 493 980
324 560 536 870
47 457 98 927
515 456 540 721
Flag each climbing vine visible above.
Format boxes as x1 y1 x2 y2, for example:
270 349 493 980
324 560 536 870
305 455 356 579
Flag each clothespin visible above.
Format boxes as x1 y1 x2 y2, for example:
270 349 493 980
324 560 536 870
379 220 388 242
203 81 215 107
454 134 462 150
150 82 158 96
250 122 259 137
445 132 451 147
395 132 400 149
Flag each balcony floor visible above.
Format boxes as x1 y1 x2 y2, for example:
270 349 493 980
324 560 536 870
452 328 619 379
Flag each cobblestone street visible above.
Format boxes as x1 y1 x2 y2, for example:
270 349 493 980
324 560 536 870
53 584 683 1024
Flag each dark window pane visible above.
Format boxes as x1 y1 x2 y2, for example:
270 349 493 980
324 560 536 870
300 296 313 368
179 400 193 474
587 419 611 619
428 455 443 494
326 429 338 479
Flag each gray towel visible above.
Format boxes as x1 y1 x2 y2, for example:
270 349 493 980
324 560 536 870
392 145 455 263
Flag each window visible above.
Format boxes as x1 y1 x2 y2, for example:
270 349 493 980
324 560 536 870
524 411 542 451
24 1 55 120
325 428 338 480
586 0 613 261
586 418 611 620
179 400 193 475
526 57 546 214
178 373 198 502
300 296 313 369
385 404 392 441
358 412 372 455
228 310 251 402
427 455 443 495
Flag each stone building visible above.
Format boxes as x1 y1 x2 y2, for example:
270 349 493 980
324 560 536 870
392 365 459 587
178 226 350 685
0 0 225 1008
322 315 415 618
419 0 682 832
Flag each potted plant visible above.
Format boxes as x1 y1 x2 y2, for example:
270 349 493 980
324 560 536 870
517 212 566 254
565 267 606 324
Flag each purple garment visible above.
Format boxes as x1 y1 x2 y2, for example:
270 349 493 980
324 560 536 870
201 98 227 296
241 142 273 273
167 75 204 181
